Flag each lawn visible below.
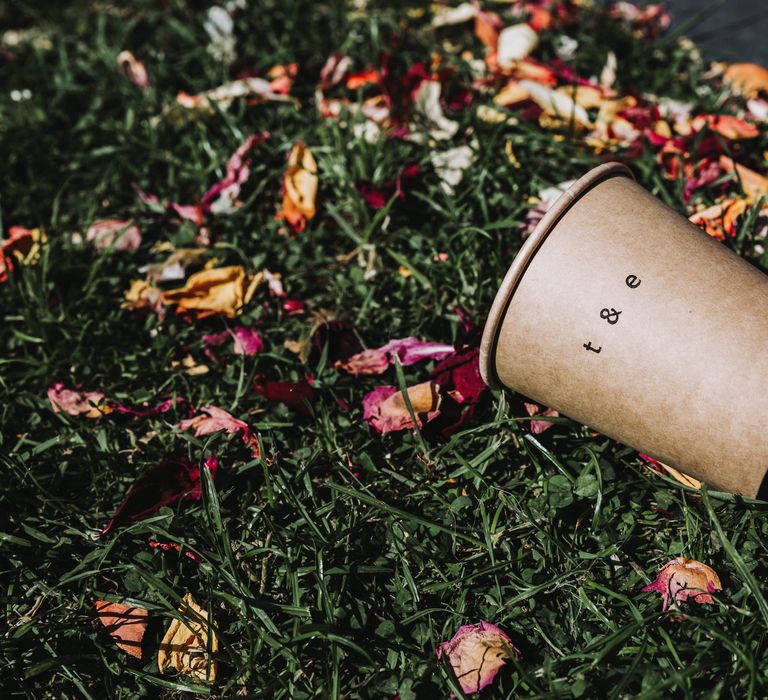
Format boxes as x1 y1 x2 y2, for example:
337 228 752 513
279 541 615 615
3 0 768 697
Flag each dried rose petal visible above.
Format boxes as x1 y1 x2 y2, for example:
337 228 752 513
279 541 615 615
117 50 150 88
431 347 486 406
1 226 45 282
95 599 148 659
85 219 142 252
149 538 203 563
363 381 442 435
336 337 455 375
523 402 559 434
136 133 268 228
642 558 722 611
436 621 518 695
178 405 260 457
254 377 315 415
158 593 218 682
48 382 111 418
162 266 262 318
275 142 318 232
101 457 218 535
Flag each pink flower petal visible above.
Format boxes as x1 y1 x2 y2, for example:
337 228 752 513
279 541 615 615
135 133 269 229
523 402 560 434
85 219 142 252
642 558 723 611
47 382 110 419
178 406 260 458
362 381 442 434
436 621 518 695
431 347 485 405
232 327 264 355
336 337 455 375
117 50 150 88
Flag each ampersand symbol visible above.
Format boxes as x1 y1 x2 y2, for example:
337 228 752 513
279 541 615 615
600 308 622 324
625 275 641 289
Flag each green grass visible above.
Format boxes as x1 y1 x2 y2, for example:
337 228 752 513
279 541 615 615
3 0 768 697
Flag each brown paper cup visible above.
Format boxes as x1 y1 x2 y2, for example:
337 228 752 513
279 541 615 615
480 162 768 497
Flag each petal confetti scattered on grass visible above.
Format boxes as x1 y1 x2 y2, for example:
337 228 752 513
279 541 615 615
363 381 442 435
642 558 722 611
101 457 218 535
48 382 112 418
335 337 455 375
276 142 318 232
158 593 218 682
436 621 519 695
162 266 262 318
95 599 148 659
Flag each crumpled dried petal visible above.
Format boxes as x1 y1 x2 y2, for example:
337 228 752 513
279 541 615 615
95 599 148 659
335 337 455 375
149 538 203 563
431 347 485 406
1 226 46 282
179 406 248 437
410 80 459 142
719 156 768 199
363 381 442 434
497 24 539 69
276 142 318 232
431 2 476 27
254 377 315 415
688 198 747 240
48 382 112 418
117 50 150 88
722 63 768 98
436 621 518 695
642 558 722 611
85 219 142 252
158 593 218 682
178 405 260 458
430 145 476 195
162 266 262 318
101 457 218 535
691 114 759 140
123 279 165 315
136 133 268 227
638 453 702 489
175 74 293 114
523 402 559 434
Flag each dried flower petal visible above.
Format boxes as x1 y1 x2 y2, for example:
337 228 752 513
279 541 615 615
363 381 442 434
436 621 518 695
158 593 218 682
101 457 218 535
523 402 559 434
276 142 318 232
85 219 141 252
642 558 722 611
722 63 768 98
117 50 150 88
162 266 261 318
335 337 455 375
1 226 45 282
48 382 111 418
95 599 148 659
497 24 539 69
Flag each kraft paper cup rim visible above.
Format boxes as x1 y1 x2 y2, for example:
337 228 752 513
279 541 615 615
479 162 635 389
